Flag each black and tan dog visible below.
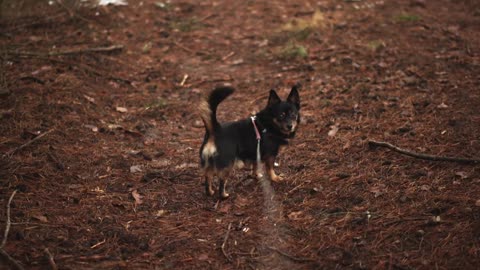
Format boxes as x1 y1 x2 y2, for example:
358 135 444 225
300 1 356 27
199 85 301 199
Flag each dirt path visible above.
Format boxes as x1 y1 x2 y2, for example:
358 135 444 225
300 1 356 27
1 0 480 269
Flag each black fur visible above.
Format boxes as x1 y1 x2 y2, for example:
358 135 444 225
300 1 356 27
199 84 301 199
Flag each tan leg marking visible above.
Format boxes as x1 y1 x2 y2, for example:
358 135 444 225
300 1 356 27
204 168 215 196
218 169 231 199
266 156 282 182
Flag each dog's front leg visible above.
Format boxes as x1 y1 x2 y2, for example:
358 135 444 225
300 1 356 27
266 156 282 182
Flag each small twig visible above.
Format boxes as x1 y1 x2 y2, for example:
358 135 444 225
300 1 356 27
221 223 233 262
172 41 207 55
55 0 74 16
1 190 17 248
180 74 189 86
44 248 58 270
198 13 215 22
55 0 90 23
90 239 106 249
173 41 196 54
287 181 308 195
3 129 54 158
266 246 315 263
221 52 235 61
18 76 45 85
0 190 24 270
0 249 25 270
368 140 480 164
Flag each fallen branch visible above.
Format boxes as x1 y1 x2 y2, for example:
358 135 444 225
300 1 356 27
0 190 25 270
0 249 24 270
1 190 17 248
368 140 480 164
221 223 233 262
3 129 55 158
8 45 123 57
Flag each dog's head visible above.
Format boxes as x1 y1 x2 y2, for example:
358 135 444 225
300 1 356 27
266 84 301 136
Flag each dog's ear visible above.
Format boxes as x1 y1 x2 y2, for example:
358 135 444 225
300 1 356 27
287 84 300 109
267 89 281 107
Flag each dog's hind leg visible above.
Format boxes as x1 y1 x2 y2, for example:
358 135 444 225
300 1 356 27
204 168 215 196
218 170 231 199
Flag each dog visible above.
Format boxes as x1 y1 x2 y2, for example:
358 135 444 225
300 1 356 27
199 84 301 199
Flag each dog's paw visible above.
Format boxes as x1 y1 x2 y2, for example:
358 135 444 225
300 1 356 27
220 191 230 200
206 186 215 196
270 174 283 182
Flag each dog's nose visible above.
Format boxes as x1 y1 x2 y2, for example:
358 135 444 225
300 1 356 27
286 124 293 130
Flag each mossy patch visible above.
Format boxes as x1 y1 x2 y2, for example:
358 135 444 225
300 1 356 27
276 42 308 60
395 13 421 22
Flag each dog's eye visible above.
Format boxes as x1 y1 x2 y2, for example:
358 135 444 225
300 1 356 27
279 113 286 119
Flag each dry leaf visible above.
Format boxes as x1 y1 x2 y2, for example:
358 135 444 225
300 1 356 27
84 124 98 132
151 159 170 167
437 103 448 109
131 189 143 205
155 210 167 217
328 125 339 137
455 171 469 179
235 196 249 208
231 59 244 65
288 211 303 221
219 203 231 214
175 163 197 169
83 95 96 103
343 140 351 150
475 200 480 207
108 124 123 130
198 253 209 261
130 165 143 173
32 215 48 223
420 185 431 191
369 184 386 197
116 106 128 113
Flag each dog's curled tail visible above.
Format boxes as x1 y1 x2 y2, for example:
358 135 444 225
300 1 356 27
199 86 235 135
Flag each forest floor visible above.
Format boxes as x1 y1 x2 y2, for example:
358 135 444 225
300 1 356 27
1 0 480 269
